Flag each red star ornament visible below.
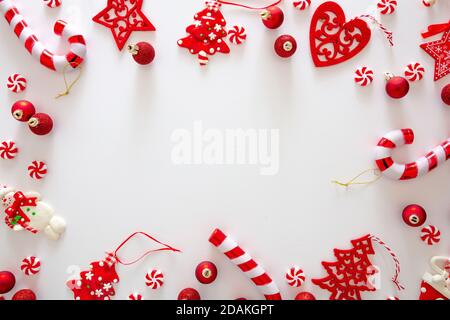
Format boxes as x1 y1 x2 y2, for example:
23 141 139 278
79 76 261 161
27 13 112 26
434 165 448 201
93 0 156 51
420 21 450 81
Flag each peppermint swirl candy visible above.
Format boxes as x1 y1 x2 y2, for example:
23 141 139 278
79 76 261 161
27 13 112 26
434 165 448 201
0 140 18 159
404 62 425 82
43 0 62 8
21 256 41 275
228 26 247 45
285 266 305 287
354 66 374 86
377 0 397 15
128 293 143 300
7 73 27 93
28 161 48 180
145 269 164 289
421 225 441 245
293 0 311 10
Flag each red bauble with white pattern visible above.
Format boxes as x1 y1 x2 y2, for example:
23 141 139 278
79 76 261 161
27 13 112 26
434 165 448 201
354 67 374 86
421 225 441 245
145 269 164 289
21 256 41 276
293 0 311 10
286 267 305 287
228 26 247 45
404 62 425 82
0 140 18 160
377 0 397 15
7 74 27 93
28 161 48 180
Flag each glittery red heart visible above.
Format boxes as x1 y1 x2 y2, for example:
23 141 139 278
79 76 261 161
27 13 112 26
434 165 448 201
309 1 371 67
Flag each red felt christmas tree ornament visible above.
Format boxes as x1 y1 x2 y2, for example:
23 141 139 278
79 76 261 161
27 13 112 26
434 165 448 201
384 73 410 99
420 21 450 81
66 232 180 300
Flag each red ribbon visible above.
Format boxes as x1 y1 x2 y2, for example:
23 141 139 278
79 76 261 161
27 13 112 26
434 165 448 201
422 20 450 38
4 192 37 224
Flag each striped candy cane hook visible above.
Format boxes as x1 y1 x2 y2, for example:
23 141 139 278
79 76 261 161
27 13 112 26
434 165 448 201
209 228 282 300
0 0 86 72
374 129 450 180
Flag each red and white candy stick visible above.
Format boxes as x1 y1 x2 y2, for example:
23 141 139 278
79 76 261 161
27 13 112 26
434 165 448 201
374 129 450 180
0 0 86 72
209 228 282 300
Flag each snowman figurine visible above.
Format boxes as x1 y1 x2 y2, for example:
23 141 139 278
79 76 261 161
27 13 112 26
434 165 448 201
0 184 66 240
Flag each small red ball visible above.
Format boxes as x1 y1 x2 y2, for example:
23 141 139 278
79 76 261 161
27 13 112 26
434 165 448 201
12 289 36 300
261 6 284 29
386 76 410 99
28 113 53 136
178 288 201 300
402 204 427 227
195 261 218 284
11 100 36 122
235 298 247 300
128 42 155 65
295 292 316 300
274 35 297 58
441 84 450 106
0 271 15 294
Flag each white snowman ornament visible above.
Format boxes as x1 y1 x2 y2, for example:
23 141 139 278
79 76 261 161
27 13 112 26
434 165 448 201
1 184 66 240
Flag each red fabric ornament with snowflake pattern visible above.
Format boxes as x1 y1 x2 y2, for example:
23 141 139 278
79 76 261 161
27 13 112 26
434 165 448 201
420 21 450 81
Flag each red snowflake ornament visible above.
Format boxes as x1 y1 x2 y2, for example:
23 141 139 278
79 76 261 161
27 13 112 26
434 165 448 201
177 1 230 66
309 1 371 67
420 21 450 81
93 0 156 51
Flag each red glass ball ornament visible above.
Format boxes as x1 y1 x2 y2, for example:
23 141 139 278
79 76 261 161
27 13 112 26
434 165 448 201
128 42 155 65
441 84 450 106
385 75 410 99
12 289 36 300
295 292 316 300
274 35 297 58
402 204 427 227
261 6 284 29
195 261 218 284
11 100 36 122
178 288 201 300
235 297 247 300
0 271 16 294
28 113 53 136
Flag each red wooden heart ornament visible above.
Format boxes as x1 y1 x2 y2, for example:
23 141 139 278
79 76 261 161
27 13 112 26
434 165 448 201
309 1 371 67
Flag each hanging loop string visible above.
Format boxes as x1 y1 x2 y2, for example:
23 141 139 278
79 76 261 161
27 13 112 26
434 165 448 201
113 231 181 266
217 0 282 10
370 235 405 291
359 15 394 47
421 20 450 38
332 168 381 187
55 64 82 99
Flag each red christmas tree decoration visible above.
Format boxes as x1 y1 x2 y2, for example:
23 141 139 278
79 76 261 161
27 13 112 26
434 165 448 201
93 0 156 51
309 1 371 67
177 0 230 66
420 21 450 81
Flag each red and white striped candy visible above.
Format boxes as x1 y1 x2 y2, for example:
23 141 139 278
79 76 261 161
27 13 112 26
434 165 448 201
422 0 436 7
145 269 164 289
0 140 18 159
374 129 450 180
209 228 282 300
21 256 41 275
28 161 48 180
377 0 397 14
354 66 374 86
228 26 247 45
293 0 311 10
421 225 441 245
285 267 305 287
404 62 425 82
387 296 400 300
7 73 27 93
198 51 209 66
128 293 143 300
43 0 62 8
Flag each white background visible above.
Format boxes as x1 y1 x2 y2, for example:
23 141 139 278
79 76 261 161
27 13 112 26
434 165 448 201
0 0 449 300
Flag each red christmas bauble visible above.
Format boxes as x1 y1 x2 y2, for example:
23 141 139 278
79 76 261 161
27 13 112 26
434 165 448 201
261 6 284 29
235 297 247 300
441 84 450 106
295 292 316 300
402 204 427 227
385 76 410 99
195 261 218 284
28 113 53 135
178 288 201 300
0 271 15 294
12 289 36 300
274 35 297 58
11 100 36 122
128 42 155 65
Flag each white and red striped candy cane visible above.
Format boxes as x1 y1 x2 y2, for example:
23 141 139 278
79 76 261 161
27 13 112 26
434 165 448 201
209 228 282 300
0 0 86 72
375 129 450 180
